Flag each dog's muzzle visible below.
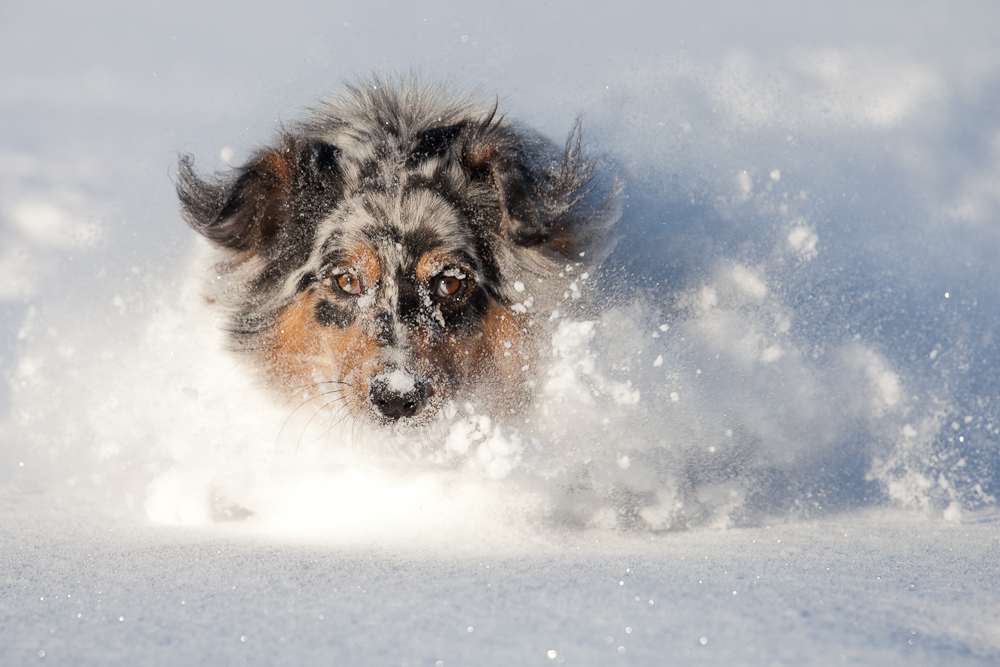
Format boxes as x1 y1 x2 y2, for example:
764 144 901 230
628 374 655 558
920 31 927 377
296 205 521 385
369 369 430 421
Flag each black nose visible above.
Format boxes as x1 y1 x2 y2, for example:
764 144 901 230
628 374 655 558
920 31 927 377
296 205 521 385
369 377 428 420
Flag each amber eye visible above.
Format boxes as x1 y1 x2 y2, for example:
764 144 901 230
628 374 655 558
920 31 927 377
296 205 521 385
433 275 463 299
336 272 362 295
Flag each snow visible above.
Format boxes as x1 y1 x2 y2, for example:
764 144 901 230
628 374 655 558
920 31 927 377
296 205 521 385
3 0 1000 665
383 369 419 393
3 499 998 666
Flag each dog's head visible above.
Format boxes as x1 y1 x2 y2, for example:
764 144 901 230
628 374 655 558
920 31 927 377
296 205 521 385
177 80 616 427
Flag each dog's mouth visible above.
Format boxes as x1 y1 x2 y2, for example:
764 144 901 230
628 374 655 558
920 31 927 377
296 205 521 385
367 369 437 425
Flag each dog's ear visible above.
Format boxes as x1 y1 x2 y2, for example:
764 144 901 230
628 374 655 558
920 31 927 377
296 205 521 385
461 117 599 255
177 138 340 253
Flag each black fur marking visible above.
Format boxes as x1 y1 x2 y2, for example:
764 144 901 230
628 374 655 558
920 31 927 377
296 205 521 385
373 311 397 346
311 141 341 173
396 279 425 328
295 272 316 294
408 123 467 165
314 299 355 328
228 311 272 340
400 228 448 264
358 145 396 191
362 221 402 246
357 159 381 188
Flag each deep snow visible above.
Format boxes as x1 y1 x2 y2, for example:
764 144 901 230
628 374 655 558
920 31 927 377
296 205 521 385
3 497 999 666
3 0 1000 664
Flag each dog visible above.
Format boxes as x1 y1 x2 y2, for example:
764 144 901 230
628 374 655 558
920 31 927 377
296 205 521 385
177 78 617 429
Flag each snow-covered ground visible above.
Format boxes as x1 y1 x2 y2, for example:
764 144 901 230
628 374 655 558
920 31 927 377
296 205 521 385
3 498 998 666
3 1 1000 664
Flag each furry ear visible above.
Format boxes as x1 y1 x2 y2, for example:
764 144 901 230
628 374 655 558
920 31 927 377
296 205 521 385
177 138 340 253
460 116 607 257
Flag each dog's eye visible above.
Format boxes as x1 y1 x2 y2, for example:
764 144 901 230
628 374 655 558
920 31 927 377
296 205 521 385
336 272 362 295
433 275 464 299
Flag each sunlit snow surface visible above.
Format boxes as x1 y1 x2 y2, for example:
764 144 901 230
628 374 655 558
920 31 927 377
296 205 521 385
3 1 1000 665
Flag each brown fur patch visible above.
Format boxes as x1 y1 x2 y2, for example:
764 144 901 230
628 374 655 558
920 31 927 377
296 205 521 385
475 303 534 383
548 227 578 257
463 138 499 170
347 245 381 286
265 289 379 414
415 249 453 283
261 148 293 185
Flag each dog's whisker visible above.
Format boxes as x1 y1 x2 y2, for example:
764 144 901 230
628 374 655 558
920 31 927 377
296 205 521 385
320 404 354 447
276 381 353 410
310 401 346 444
295 397 350 454
324 410 350 448
275 390 349 445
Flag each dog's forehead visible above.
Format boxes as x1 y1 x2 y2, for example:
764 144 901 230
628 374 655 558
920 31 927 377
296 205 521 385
318 185 478 272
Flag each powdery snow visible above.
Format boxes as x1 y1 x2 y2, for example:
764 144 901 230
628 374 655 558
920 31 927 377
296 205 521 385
2 497 998 666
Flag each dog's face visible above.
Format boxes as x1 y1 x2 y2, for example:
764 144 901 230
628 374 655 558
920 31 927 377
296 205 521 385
178 81 615 427
260 178 536 427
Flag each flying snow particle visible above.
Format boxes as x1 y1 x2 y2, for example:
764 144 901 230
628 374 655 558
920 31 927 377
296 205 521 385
788 225 819 260
737 171 753 199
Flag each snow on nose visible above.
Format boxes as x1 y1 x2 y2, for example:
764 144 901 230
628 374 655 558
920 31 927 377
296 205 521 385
369 369 428 420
